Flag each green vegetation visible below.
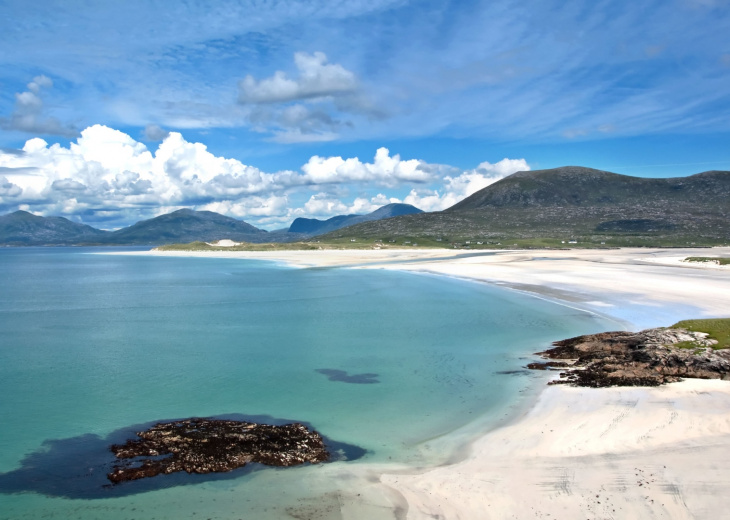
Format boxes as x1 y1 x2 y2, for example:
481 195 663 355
683 257 730 266
670 318 730 350
318 167 730 247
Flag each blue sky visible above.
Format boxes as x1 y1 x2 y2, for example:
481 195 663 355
0 0 728 229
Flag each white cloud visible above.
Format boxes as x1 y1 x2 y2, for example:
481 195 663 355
0 176 22 198
143 124 170 141
199 195 289 218
0 76 77 137
238 52 357 104
301 147 433 187
286 192 400 220
403 158 530 211
0 124 529 229
237 51 376 142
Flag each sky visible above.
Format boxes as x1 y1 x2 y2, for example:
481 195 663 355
0 0 728 230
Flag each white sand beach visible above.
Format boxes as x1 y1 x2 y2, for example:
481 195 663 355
135 246 730 518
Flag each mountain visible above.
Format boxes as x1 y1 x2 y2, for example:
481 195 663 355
0 210 110 245
104 209 268 245
449 166 729 210
288 203 423 237
317 167 730 247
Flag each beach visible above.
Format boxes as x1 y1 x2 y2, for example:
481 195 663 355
138 246 730 519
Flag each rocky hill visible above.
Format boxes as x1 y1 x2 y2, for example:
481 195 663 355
318 167 730 247
0 210 110 245
103 209 269 245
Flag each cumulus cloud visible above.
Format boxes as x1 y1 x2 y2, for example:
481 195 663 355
0 176 22 197
0 76 77 137
301 147 434 187
238 52 377 142
239 52 357 104
0 124 529 228
402 158 530 211
143 124 170 141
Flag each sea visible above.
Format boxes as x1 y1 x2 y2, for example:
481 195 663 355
0 247 615 519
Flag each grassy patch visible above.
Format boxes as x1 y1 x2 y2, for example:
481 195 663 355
670 318 730 350
683 256 730 266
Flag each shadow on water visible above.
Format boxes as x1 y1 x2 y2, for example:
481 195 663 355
0 413 365 500
315 368 380 384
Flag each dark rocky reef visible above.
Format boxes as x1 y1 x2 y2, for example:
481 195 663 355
529 328 730 387
315 368 379 384
107 418 328 484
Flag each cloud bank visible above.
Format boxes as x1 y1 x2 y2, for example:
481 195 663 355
0 125 529 229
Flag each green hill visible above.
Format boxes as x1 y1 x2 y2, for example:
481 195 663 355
103 209 269 245
317 167 730 248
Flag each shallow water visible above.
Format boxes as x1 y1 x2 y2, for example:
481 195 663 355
0 247 612 519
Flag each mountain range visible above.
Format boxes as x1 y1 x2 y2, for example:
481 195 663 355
0 204 423 246
2 166 728 247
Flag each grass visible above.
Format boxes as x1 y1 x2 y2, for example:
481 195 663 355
670 318 730 350
683 256 730 266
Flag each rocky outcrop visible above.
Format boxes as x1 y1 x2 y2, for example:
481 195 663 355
107 418 328 484
528 328 730 387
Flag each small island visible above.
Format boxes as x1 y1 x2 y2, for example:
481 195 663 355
107 418 329 484
529 318 730 387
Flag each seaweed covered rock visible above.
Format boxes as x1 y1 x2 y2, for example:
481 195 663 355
107 418 328 484
529 328 730 387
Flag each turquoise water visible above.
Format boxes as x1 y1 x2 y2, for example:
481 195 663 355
0 248 612 519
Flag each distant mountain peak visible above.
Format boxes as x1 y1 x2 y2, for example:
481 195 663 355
287 203 423 236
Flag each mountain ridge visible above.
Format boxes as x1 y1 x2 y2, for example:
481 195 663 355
317 166 730 247
0 203 425 246
0 210 110 245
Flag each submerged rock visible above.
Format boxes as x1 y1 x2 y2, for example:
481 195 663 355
529 327 730 387
107 418 328 484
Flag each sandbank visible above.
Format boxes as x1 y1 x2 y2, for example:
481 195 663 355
123 246 730 518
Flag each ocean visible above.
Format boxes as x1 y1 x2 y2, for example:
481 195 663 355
0 247 613 519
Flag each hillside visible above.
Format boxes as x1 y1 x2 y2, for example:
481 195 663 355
449 167 729 211
103 209 269 245
0 210 110 245
288 203 423 237
317 167 730 248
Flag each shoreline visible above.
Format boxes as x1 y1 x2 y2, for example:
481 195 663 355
115 246 730 518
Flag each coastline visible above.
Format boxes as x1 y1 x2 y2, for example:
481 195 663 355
120 246 730 518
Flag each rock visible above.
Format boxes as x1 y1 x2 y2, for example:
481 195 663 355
107 418 329 484
529 328 730 387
